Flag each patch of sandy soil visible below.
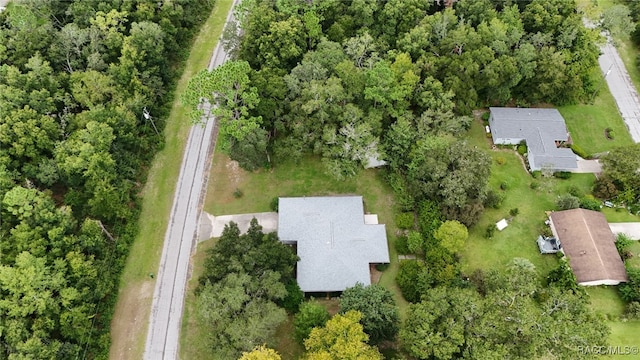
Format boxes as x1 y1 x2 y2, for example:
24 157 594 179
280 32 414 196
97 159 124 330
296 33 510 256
225 160 241 188
109 280 154 360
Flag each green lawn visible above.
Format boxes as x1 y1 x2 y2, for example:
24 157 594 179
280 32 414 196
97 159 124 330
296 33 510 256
603 207 640 222
109 1 234 358
461 120 596 278
559 72 633 154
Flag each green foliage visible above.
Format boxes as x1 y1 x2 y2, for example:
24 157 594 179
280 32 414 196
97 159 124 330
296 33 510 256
294 300 330 344
485 224 497 239
417 200 444 243
509 208 519 216
570 143 589 159
556 194 580 210
433 220 468 254
396 260 429 303
619 267 640 303
395 235 410 255
601 5 635 40
602 144 640 208
304 310 383 360
615 233 633 260
553 171 573 179
625 302 640 319
407 231 424 255
579 195 601 211
280 280 304 314
240 345 282 360
546 258 585 296
270 197 279 212
233 188 244 198
593 176 619 200
484 189 504 209
395 212 415 230
517 144 527 155
339 284 400 344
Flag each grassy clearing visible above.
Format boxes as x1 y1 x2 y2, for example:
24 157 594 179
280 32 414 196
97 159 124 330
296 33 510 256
559 71 633 154
109 1 234 358
461 120 595 277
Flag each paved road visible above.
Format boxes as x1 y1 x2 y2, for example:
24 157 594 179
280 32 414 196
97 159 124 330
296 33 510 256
144 1 239 358
598 37 640 142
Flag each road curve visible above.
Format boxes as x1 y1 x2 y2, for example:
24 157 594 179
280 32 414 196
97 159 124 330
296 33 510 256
143 1 239 358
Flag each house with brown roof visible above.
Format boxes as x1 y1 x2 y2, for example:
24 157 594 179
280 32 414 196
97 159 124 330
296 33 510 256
549 209 628 286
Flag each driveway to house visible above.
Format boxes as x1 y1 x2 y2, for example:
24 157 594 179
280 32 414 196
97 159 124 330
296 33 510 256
609 223 640 240
573 158 602 173
143 1 240 359
199 212 279 240
597 37 640 142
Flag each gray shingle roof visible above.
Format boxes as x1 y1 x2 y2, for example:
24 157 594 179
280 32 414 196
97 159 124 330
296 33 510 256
277 196 390 292
489 107 577 171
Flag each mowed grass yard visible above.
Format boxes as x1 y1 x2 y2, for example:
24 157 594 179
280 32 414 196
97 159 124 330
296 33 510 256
182 150 408 359
461 119 595 277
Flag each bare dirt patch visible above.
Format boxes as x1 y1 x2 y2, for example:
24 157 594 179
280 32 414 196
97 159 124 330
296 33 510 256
110 280 154 360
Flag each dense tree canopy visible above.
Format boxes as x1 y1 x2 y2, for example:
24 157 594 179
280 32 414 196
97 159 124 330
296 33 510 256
0 0 215 357
339 284 400 344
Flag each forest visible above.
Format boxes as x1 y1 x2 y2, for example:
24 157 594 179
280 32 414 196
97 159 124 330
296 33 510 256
0 0 215 357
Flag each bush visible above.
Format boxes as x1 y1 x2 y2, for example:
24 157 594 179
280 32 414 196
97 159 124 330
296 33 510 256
615 233 633 259
496 156 506 165
593 176 619 200
294 301 330 343
531 170 541 179
500 181 508 190
396 260 430 303
579 195 601 211
395 212 415 230
509 208 519 216
280 280 304 313
233 188 243 198
553 171 572 179
482 112 490 121
625 302 640 319
485 224 497 239
556 194 580 210
375 263 390 271
395 235 410 255
270 197 279 212
619 268 640 303
517 144 527 155
530 181 540 190
484 189 504 209
570 144 589 159
568 185 583 197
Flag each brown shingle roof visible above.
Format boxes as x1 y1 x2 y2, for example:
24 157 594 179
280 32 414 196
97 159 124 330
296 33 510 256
549 209 627 285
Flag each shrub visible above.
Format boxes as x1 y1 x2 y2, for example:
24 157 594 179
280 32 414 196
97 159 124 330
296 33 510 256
568 185 583 197
407 231 424 254
496 156 506 165
280 280 304 313
396 260 430 303
625 302 640 319
530 181 540 190
509 208 519 216
570 144 589 159
531 170 541 179
553 171 572 179
615 233 633 259
556 194 580 210
233 188 243 198
294 301 330 343
395 212 415 230
486 132 493 138
517 144 527 155
593 176 619 200
485 224 497 238
482 112 490 121
579 195 601 211
270 197 279 212
619 268 640 303
484 189 504 209
395 235 409 254
500 181 508 190
375 263 390 271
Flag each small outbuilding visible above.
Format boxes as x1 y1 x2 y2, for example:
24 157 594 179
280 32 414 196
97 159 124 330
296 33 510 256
549 209 628 286
537 235 562 254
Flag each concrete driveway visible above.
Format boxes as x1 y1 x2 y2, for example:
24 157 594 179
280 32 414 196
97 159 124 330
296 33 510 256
609 223 640 240
199 212 279 240
573 158 602 174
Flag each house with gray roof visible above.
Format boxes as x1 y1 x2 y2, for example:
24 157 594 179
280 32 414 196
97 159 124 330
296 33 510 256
489 107 578 171
277 196 390 293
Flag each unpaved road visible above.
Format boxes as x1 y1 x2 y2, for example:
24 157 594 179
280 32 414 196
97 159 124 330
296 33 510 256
143 1 240 358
